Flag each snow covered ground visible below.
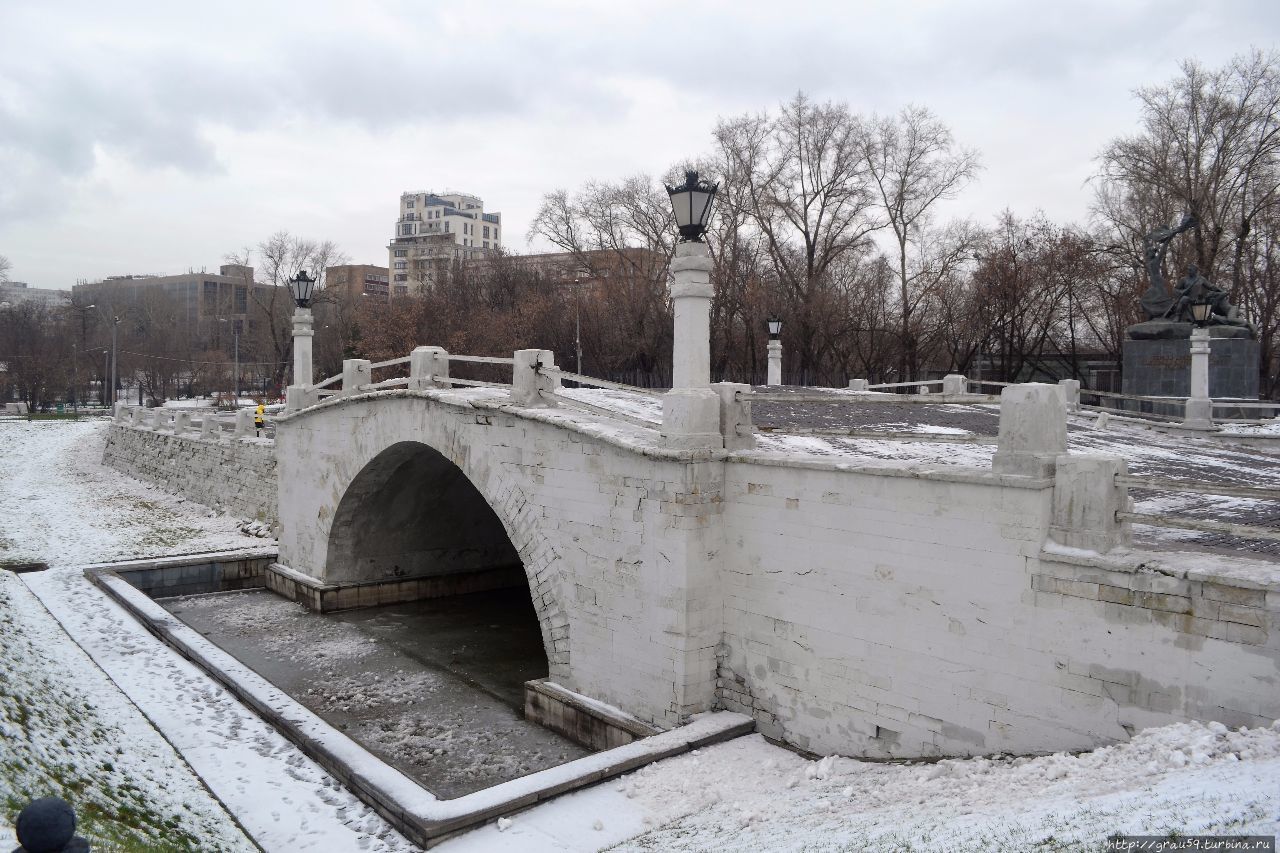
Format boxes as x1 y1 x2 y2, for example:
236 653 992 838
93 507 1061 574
3 418 1279 852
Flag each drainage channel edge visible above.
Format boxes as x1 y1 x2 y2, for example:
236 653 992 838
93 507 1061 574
86 560 755 849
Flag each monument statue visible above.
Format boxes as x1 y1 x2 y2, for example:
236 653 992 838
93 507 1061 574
1139 213 1196 320
1132 214 1253 335
1123 213 1259 405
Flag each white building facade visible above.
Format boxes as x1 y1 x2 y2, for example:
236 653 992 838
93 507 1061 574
388 191 502 293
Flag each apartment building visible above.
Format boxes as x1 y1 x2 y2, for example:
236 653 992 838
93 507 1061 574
325 264 392 300
388 191 501 292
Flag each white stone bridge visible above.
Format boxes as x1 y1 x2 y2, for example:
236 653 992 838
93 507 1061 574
238 340 1280 760
104 244 1279 761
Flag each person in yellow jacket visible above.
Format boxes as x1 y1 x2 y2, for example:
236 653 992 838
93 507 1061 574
254 402 265 437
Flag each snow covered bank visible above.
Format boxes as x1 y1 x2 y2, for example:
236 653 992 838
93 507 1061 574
0 570 251 850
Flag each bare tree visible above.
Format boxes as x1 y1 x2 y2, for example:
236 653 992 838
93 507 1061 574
863 105 982 380
715 92 885 382
225 232 348 393
0 254 11 282
1096 49 1280 289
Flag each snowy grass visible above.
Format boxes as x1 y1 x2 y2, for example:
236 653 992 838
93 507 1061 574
0 572 251 851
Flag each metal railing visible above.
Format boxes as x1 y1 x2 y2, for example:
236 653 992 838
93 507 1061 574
745 391 999 405
538 390 661 431
538 366 661 397
1118 472 1280 542
447 354 516 366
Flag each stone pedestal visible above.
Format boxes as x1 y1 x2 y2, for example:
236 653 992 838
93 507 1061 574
991 383 1067 478
1183 327 1214 430
669 242 713 390
512 349 559 407
766 340 782 386
287 308 314 413
1122 323 1258 403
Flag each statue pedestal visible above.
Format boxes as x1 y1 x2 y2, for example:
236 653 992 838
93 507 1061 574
1122 323 1259 418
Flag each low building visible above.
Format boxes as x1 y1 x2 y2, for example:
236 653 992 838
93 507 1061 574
71 265 276 340
0 281 69 309
325 264 391 301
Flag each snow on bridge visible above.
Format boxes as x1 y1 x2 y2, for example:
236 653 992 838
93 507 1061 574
113 348 1258 762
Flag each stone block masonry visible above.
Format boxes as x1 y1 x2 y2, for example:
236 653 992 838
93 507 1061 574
110 386 1280 764
102 422 278 526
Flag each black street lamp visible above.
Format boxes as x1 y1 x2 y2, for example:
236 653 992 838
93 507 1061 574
290 270 317 309
1190 297 1213 327
664 170 718 242
767 317 782 339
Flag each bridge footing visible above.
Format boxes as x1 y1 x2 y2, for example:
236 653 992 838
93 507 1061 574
264 562 524 613
524 679 660 751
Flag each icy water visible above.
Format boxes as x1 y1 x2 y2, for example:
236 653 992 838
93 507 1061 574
160 587 590 798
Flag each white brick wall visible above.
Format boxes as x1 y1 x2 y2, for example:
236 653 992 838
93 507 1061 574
103 423 278 525
116 390 1280 760
275 393 723 729
718 458 1279 759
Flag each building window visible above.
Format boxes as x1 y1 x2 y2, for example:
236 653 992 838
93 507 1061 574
203 280 218 310
394 249 407 257
483 226 490 239
234 285 247 313
394 261 407 270
405 199 415 208
483 241 489 249
444 222 450 232
394 273 407 282
400 224 414 236
395 286 408 296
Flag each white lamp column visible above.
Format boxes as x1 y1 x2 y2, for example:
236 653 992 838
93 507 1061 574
285 307 314 412
662 241 720 449
1182 327 1214 429
767 339 782 385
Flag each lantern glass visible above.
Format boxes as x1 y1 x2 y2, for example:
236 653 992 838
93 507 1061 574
665 169 718 242
290 270 317 309
1190 300 1212 325
767 317 782 337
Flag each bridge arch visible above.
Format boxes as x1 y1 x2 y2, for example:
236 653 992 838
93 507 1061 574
275 393 716 725
324 438 568 675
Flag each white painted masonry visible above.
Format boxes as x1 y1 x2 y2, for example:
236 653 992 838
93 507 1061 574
110 383 1280 761
274 390 723 729
103 418 277 525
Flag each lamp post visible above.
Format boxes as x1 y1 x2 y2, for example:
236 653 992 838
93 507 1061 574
664 170 717 388
110 315 120 408
766 317 783 386
661 169 720 448
1183 297 1215 430
286 270 317 412
219 318 241 403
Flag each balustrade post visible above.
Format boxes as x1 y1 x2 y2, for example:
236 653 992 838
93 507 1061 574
942 374 967 396
173 412 191 435
201 415 219 440
341 359 371 397
512 349 558 407
1058 378 1081 413
714 382 755 451
409 346 450 390
992 383 1067 478
1049 454 1131 553
234 407 254 438
766 340 783 386
663 240 720 449
848 379 869 392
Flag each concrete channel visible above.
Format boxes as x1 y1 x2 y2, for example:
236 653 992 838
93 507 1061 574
86 550 754 847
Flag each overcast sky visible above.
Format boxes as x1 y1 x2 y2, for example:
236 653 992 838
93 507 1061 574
1 0 1277 290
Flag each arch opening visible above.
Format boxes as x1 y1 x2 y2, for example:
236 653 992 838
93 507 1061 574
327 441 523 589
